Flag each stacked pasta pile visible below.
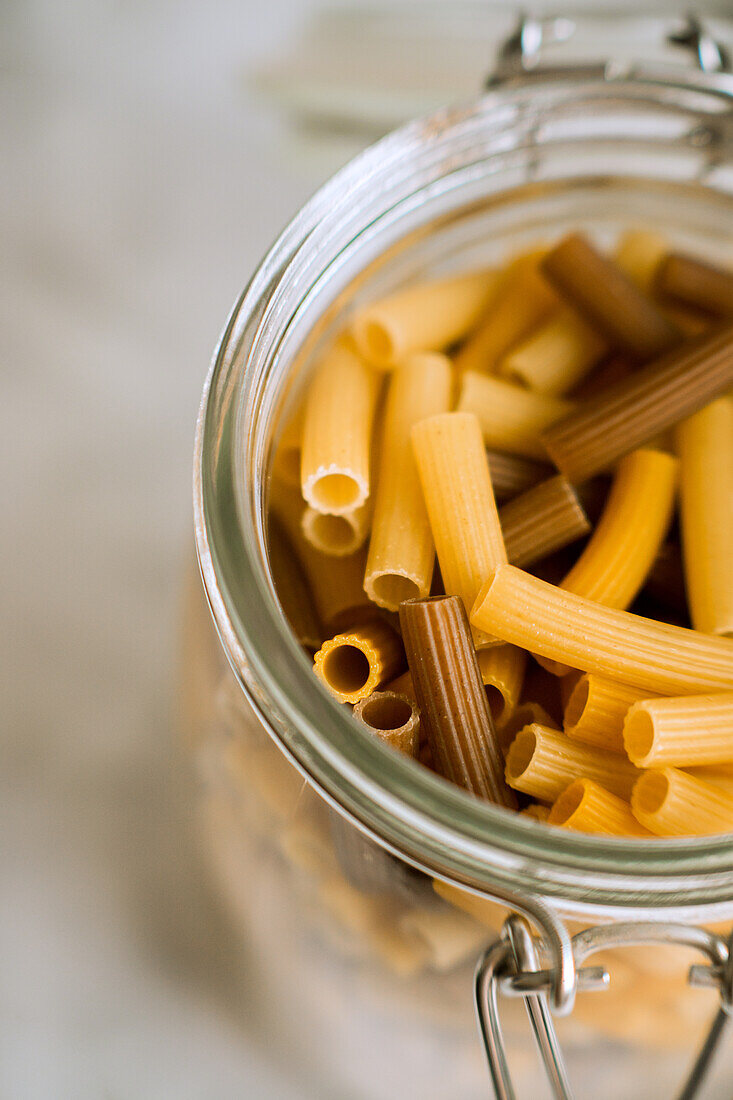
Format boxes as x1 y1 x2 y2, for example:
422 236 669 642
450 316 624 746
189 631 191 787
269 230 733 838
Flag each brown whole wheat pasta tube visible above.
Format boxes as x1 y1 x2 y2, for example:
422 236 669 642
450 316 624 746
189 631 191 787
486 450 552 501
676 396 733 637
313 622 404 704
541 232 679 362
399 596 517 807
351 269 501 368
453 250 558 374
686 764 733 796
656 253 733 318
411 412 507 647
505 723 641 801
568 354 632 402
352 691 420 757
499 475 590 569
268 513 323 650
540 324 733 482
632 768 733 836
624 693 733 769
549 779 653 837
471 564 733 696
564 674 660 754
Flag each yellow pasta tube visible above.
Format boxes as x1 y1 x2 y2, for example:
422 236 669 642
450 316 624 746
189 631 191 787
364 353 452 609
453 251 558 373
549 779 653 836
411 412 507 647
686 764 733 796
478 645 528 727
301 502 371 556
471 564 733 696
351 269 501 368
496 701 555 749
632 768 733 836
624 693 733 768
676 396 733 636
456 372 574 459
561 449 678 608
269 481 376 632
498 308 607 396
505 724 641 801
301 342 381 513
313 622 404 704
564 674 660 754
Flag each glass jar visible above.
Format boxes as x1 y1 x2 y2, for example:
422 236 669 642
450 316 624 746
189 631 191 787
188 18 733 1098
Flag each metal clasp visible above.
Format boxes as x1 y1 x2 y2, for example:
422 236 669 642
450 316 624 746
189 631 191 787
475 918 733 1099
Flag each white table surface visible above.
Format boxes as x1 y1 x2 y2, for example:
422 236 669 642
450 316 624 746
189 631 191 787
2 2 732 1098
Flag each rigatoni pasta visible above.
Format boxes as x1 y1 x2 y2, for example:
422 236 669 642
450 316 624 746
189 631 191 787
477 644 527 728
364 353 452 610
301 342 381 513
301 502 371 556
485 450 551 501
676 396 733 637
314 622 404 704
549 779 652 837
631 768 733 836
411 412 507 647
471 564 733 696
352 269 501 368
564 674 659 754
499 475 590 569
623 693 733 768
505 723 641 801
352 691 420 757
498 308 607 396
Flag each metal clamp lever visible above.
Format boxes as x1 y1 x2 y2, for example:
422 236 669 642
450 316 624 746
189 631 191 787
475 917 733 1100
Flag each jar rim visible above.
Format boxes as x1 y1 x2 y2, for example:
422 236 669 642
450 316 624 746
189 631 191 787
195 73 733 919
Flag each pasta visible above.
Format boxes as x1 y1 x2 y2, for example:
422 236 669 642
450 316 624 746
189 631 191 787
686 764 733 796
498 308 607 396
477 645 528 728
301 342 381 513
269 482 376 632
521 803 551 823
623 693 733 768
351 269 501 368
541 232 678 361
456 371 574 459
313 622 404 704
496 702 555 749
485 450 551 501
471 564 733 695
540 324 733 482
676 396 733 636
385 669 416 700
411 412 507 647
549 779 652 836
656 253 733 318
364 352 452 610
453 250 558 373
301 502 371 556
499 475 590 568
505 724 641 801
352 690 420 757
399 596 516 806
272 404 304 487
564 674 659 754
631 767 733 836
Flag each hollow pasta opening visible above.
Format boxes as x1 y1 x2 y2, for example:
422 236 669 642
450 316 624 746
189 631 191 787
634 770 670 815
564 678 590 729
484 685 509 727
358 693 412 732
310 473 360 512
307 512 355 553
322 644 371 695
549 780 586 825
369 573 421 611
624 710 655 764
506 728 537 781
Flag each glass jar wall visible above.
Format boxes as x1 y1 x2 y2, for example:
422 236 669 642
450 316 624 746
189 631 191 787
190 72 733 1096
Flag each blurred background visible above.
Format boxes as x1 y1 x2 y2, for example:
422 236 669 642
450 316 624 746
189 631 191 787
2 2 731 1097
